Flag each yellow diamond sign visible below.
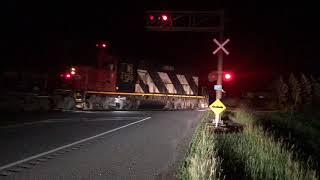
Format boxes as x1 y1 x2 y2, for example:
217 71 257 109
209 99 226 115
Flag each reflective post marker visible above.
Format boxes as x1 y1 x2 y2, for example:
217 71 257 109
209 99 226 127
214 113 220 127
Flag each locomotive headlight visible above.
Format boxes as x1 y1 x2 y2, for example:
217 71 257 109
71 67 76 75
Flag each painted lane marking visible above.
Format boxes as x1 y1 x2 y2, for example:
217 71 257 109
0 117 146 129
0 117 151 172
197 109 209 112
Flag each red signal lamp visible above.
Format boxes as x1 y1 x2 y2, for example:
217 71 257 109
208 72 217 82
96 41 109 49
223 72 233 81
65 73 71 79
149 15 155 21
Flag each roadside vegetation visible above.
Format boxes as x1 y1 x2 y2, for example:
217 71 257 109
259 73 320 167
180 74 320 179
255 112 320 170
180 110 319 180
271 73 320 111
219 110 318 180
179 112 223 180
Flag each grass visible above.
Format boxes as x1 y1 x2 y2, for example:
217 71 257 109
179 112 223 180
217 132 317 180
180 110 319 180
217 110 318 180
255 111 320 169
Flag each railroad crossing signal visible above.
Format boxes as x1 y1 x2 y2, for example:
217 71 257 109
213 38 230 55
145 10 227 126
208 71 234 82
145 10 224 32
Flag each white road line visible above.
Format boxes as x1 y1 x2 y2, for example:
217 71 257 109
197 109 208 112
1 117 145 129
42 117 143 123
0 121 45 129
62 110 140 114
0 116 151 172
83 117 143 121
62 110 102 113
0 119 73 129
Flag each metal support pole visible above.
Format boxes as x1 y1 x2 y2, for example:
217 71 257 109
216 11 224 100
214 11 224 127
216 50 223 99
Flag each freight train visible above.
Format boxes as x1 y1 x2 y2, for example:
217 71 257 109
0 42 208 111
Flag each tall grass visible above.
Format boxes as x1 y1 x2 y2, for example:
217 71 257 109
256 112 320 165
179 112 223 180
217 110 318 180
180 110 319 180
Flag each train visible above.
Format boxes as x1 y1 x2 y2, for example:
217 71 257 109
0 42 208 111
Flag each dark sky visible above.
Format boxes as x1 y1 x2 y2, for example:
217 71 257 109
2 0 320 92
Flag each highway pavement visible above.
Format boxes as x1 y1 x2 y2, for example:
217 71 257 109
0 110 206 180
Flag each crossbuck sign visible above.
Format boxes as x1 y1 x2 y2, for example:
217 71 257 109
213 38 230 55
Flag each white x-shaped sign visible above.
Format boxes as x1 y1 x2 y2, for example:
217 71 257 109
213 38 230 55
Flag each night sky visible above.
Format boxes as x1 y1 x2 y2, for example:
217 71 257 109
2 1 320 94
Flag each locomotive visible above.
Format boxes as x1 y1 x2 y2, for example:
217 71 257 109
0 41 208 111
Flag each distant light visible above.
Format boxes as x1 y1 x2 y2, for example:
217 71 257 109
161 15 168 21
60 74 64 77
149 15 155 21
102 43 107 48
71 71 76 75
71 67 76 71
96 44 99 47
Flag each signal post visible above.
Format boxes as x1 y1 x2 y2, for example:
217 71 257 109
145 10 229 127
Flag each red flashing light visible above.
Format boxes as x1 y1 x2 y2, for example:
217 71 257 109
149 15 155 21
65 73 71 79
223 73 233 81
161 15 168 21
96 41 109 49
208 72 217 82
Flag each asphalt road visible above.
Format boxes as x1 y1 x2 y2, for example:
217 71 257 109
0 110 206 180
